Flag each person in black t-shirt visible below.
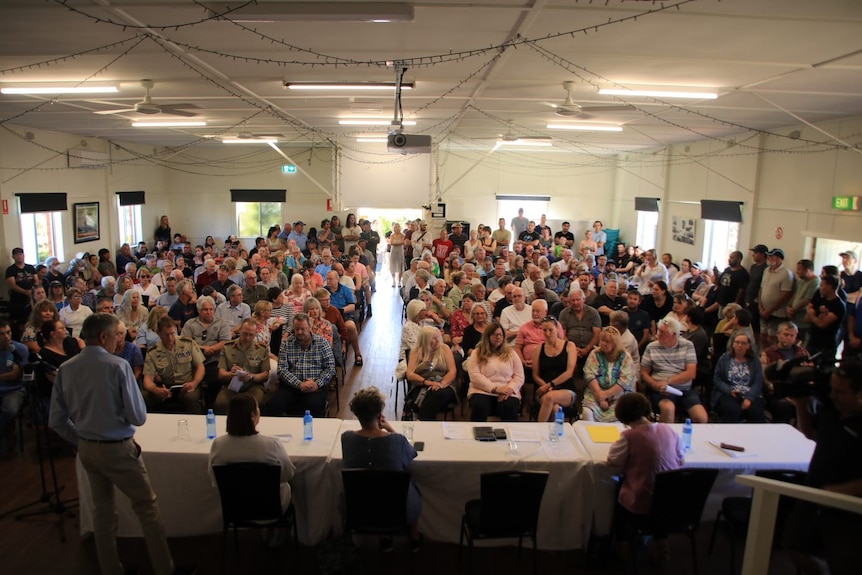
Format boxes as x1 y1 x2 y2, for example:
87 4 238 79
715 250 749 307
783 359 862 575
594 278 627 327
624 289 652 352
5 247 37 337
554 221 575 249
518 221 540 248
805 275 846 360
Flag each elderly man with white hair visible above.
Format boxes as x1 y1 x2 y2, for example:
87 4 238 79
640 316 707 423
500 287 532 341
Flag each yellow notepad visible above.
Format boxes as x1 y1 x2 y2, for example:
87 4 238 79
587 425 621 444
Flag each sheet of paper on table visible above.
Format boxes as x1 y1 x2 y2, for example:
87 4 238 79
442 422 473 440
709 440 757 458
587 425 621 444
508 427 542 442
542 441 579 460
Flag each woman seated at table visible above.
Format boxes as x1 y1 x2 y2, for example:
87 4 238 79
209 393 296 546
607 392 685 562
532 316 577 422
405 326 458 421
467 323 524 422
711 332 766 422
581 327 636 422
342 387 422 551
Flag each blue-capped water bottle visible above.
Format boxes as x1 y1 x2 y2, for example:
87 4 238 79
206 408 217 439
554 406 565 439
682 418 693 450
303 410 314 441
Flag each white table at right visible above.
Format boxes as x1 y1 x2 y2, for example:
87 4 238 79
571 421 816 537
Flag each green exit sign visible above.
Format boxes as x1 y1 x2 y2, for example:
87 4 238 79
282 164 297 174
832 196 859 211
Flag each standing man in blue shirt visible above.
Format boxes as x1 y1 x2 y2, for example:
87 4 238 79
0 320 25 456
592 221 607 256
286 220 308 252
49 314 195 575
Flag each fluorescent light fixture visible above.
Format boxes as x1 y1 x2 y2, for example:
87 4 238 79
338 119 416 126
546 123 623 132
356 138 388 143
222 138 278 144
495 140 553 147
286 82 413 91
599 88 718 99
203 2 413 22
1 84 119 95
132 120 206 127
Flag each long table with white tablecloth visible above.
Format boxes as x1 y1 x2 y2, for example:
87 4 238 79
571 421 816 537
76 416 815 550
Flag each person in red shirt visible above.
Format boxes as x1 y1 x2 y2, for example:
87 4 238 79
432 228 454 269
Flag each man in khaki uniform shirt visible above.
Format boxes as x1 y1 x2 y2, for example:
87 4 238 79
213 318 271 414
143 316 205 414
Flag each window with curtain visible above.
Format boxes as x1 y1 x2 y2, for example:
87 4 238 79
118 200 142 248
20 211 64 264
635 211 659 250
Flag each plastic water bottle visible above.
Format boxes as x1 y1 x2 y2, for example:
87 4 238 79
554 406 565 439
206 409 217 440
303 410 314 441
682 418 693 450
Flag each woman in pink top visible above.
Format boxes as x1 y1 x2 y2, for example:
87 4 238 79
467 323 524 422
607 392 684 560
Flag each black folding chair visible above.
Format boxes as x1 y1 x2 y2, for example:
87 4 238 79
342 468 412 554
459 471 550 575
629 468 718 575
707 469 807 575
212 463 297 574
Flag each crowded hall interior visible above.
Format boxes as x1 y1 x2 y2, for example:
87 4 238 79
1 2 862 575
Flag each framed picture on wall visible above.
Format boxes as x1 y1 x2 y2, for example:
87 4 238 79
671 215 695 245
74 202 100 243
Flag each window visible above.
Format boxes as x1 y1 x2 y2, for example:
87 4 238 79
812 237 860 271
118 201 143 248
702 220 740 270
635 211 659 250
20 211 64 263
236 202 282 239
496 198 549 226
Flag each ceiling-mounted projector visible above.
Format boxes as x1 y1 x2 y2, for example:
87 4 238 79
388 133 432 154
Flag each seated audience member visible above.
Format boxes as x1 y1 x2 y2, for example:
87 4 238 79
607 392 685 562
208 264 235 297
492 283 515 319
315 288 362 366
515 300 555 383
22 300 60 358
461 303 490 365
715 302 743 336
112 321 144 383
683 307 711 389
642 281 673 335
641 317 708 423
683 261 705 299
342 387 422 551
624 289 652 352
214 318 271 414
782 358 862 575
269 287 296 324
449 293 475 347
582 327 636 422
134 268 161 309
594 278 627 327
532 279 560 306
136 306 168 351
428 279 454 322
711 332 766 422
242 269 268 308
155 276 179 308
182 295 232 408
467 323 524 422
500 287 532 341
116 289 148 338
168 279 198 328
39 318 83 380
559 287 602 376
208 393 295 546
760 321 808 423
270 313 334 418
533 316 577 423
142 316 205 414
324 270 356 321
727 308 758 355
405 326 458 421
216 284 251 336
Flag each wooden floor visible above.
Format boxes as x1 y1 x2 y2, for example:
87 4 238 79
0 278 799 575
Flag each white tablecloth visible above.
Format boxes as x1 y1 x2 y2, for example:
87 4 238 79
330 420 593 550
571 421 816 536
77 413 343 545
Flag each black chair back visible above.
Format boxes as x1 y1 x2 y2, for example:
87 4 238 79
478 471 549 536
342 469 411 534
648 468 718 534
212 463 283 525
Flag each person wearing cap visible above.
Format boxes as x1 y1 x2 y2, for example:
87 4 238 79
286 221 308 252
758 248 794 348
745 244 769 338
447 222 468 253
839 250 862 304
684 262 705 298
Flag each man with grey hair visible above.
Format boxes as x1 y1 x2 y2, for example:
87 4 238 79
559 287 601 365
182 295 231 408
50 314 194 575
156 275 179 308
96 275 116 302
532 279 560 306
521 264 542 301
501 287 532 341
168 279 198 327
242 269 267 308
408 269 432 301
216 284 251 336
641 316 707 423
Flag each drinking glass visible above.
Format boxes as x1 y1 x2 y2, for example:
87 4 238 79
177 418 190 440
402 421 414 442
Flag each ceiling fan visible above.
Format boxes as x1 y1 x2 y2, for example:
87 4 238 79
208 132 286 142
474 121 552 142
542 81 633 119
94 79 199 117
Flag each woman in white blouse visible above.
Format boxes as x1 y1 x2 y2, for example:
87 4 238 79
133 267 161 308
58 287 93 338
633 249 669 296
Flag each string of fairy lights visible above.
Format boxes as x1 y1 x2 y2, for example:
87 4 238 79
0 0 858 176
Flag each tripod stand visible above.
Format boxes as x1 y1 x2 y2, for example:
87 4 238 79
0 376 78 542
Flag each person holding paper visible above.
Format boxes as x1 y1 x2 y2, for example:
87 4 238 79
711 333 766 422
142 316 206 414
641 317 708 424
213 318 271 414
607 392 685 564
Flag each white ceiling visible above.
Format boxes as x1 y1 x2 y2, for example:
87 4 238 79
1 0 861 154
